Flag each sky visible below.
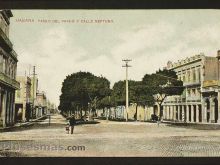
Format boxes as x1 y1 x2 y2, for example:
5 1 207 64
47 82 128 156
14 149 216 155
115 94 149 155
9 9 220 106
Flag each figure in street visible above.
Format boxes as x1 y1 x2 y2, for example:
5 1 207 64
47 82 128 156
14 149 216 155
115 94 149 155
69 115 76 134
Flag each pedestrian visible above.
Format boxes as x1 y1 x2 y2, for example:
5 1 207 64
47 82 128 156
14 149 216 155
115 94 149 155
157 117 160 127
66 123 70 134
69 115 76 134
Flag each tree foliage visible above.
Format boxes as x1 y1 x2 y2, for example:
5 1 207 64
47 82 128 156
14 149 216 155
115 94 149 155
59 71 111 117
142 69 184 119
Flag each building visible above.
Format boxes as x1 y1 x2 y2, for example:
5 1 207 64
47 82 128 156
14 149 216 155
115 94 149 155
47 101 56 114
162 51 220 123
0 10 20 128
30 75 38 119
15 76 32 122
35 91 47 118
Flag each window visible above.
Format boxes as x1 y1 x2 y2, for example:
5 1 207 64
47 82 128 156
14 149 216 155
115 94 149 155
192 69 196 81
192 89 196 96
197 68 201 81
2 57 6 74
187 70 190 82
17 90 21 98
183 75 185 82
187 89 191 97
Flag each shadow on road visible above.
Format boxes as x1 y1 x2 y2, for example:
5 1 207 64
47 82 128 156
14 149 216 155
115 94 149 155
166 122 220 130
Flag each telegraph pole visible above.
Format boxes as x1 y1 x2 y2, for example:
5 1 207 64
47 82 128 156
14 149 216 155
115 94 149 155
31 66 37 119
122 59 132 122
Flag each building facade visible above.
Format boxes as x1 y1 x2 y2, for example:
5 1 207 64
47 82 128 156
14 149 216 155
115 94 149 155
30 76 38 119
0 10 20 127
162 51 220 123
35 91 47 118
15 76 32 122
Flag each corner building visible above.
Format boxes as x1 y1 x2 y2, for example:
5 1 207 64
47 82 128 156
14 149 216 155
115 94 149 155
163 51 220 123
0 10 20 127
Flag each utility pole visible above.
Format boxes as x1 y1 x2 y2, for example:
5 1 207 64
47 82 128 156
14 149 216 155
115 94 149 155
31 66 37 119
122 59 132 122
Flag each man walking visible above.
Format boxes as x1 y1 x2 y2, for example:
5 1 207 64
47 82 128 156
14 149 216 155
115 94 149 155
69 115 76 134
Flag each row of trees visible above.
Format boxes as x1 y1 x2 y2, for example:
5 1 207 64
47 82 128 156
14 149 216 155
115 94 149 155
59 69 184 120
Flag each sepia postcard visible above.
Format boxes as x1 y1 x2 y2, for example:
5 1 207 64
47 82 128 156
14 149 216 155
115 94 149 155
1 9 220 158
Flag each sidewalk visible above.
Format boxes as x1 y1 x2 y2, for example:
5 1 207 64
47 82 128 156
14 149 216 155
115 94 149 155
162 119 220 129
0 115 48 132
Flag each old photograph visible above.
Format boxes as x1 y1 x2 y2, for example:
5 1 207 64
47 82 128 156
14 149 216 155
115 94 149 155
0 9 220 157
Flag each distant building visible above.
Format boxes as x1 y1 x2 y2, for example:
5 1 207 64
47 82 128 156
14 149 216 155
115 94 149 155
162 51 220 123
0 10 20 128
47 101 56 114
15 76 32 122
36 91 47 118
30 75 38 119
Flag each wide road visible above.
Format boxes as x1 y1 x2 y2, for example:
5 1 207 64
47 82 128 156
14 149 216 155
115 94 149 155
0 114 220 157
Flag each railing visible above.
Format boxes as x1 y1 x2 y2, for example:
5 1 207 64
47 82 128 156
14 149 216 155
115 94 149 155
0 27 13 51
10 49 18 59
183 80 201 86
0 72 20 89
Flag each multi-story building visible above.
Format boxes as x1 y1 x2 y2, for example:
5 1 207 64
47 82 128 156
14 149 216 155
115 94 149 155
162 51 220 123
30 75 38 119
35 91 47 118
15 76 32 122
0 10 20 127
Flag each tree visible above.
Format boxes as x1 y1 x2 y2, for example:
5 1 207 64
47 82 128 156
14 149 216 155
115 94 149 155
129 80 154 121
59 72 111 118
142 69 184 120
112 80 155 120
112 80 126 106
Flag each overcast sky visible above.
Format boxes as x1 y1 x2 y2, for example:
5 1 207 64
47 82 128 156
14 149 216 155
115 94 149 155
9 10 220 106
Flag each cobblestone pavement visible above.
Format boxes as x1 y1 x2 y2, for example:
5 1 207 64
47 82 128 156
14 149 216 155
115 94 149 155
0 114 220 157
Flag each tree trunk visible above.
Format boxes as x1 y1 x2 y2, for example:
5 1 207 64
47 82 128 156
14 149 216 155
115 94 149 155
80 108 82 119
114 107 117 119
135 104 138 121
159 103 163 121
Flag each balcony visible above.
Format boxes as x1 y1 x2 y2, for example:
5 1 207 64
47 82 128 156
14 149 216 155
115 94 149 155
186 96 201 102
183 80 201 87
0 27 13 52
0 72 20 89
10 50 18 61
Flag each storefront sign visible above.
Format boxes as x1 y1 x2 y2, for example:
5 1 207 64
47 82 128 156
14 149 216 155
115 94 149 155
203 80 218 87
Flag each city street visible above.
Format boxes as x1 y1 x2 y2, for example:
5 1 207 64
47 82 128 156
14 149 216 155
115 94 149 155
1 114 220 157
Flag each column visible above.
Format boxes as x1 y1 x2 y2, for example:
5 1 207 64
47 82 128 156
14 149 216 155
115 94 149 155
163 106 166 120
190 68 193 83
2 91 6 127
195 67 199 82
10 93 13 124
12 93 15 124
191 105 194 122
22 101 26 122
202 101 207 123
186 105 190 123
6 91 10 125
210 98 215 123
218 92 220 123
182 105 185 122
170 106 173 120
166 106 169 120
167 106 170 120
0 90 2 118
178 105 181 121
196 104 199 123
0 91 3 127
